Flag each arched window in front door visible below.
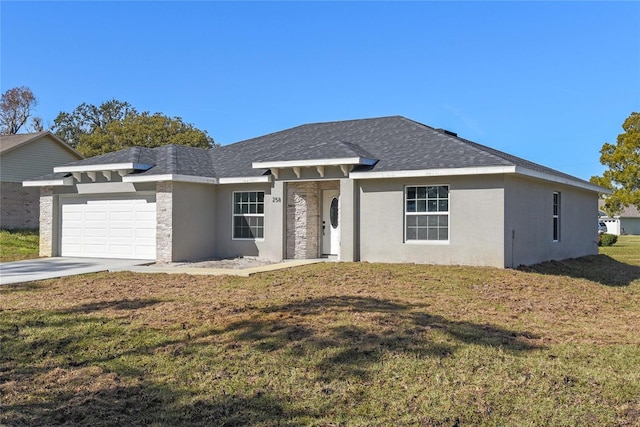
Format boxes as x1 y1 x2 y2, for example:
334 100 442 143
330 197 339 229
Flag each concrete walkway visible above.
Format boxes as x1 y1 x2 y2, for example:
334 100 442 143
0 257 152 285
120 258 328 277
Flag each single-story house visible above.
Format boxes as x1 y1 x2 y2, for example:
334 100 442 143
1 131 82 229
598 200 640 235
25 116 605 268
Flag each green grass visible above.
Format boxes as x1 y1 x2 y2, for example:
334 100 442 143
1 239 640 425
600 234 640 265
0 229 39 262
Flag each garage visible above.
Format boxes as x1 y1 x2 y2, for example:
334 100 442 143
60 194 156 259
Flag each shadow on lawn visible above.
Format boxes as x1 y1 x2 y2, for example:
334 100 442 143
2 380 307 426
519 254 640 287
1 296 539 425
226 295 540 381
61 298 163 314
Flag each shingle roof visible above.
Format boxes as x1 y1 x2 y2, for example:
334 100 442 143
26 116 595 188
598 199 640 218
56 144 215 175
209 116 592 185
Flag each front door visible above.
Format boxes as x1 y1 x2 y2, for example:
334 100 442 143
322 190 340 256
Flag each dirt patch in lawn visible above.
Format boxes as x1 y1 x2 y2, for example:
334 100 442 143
154 256 277 269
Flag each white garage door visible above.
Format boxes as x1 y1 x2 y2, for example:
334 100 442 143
60 195 156 260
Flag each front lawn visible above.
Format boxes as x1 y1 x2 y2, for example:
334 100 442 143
0 229 39 262
1 240 639 425
600 234 640 265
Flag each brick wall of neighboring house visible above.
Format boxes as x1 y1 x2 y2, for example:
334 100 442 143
1 181 40 229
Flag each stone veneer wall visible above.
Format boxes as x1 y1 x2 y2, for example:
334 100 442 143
286 181 339 259
156 181 173 262
286 182 318 259
1 182 40 229
39 187 54 257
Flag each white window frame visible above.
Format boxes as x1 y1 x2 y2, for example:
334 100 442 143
232 191 265 240
553 191 560 242
404 184 450 244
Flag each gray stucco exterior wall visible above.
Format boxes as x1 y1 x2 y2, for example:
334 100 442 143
169 182 217 262
339 178 357 262
357 175 506 267
34 170 600 268
213 183 277 260
504 175 598 267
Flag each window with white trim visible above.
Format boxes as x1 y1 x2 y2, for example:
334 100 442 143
233 191 264 239
553 192 560 242
405 185 449 241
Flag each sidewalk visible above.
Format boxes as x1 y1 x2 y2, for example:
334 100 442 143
116 258 329 277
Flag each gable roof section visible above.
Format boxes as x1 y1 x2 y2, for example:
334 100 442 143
0 131 82 158
26 144 223 185
125 145 219 183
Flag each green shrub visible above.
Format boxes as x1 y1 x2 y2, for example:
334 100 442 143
598 233 618 247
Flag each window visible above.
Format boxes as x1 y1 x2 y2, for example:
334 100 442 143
330 197 339 229
233 191 264 239
553 192 560 242
405 185 449 241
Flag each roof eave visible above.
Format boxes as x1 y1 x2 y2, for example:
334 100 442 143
349 165 611 193
514 166 612 194
23 176 74 187
55 163 154 173
252 157 377 170
218 176 272 184
349 165 517 179
123 174 218 184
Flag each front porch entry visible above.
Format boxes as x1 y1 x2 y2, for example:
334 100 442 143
286 181 340 259
322 189 339 256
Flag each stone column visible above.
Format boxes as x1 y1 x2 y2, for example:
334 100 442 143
286 182 320 259
39 187 54 257
156 181 173 262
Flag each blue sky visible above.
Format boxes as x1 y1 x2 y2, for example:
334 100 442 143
2 1 639 180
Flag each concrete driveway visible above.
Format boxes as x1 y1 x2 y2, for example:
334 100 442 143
0 257 152 285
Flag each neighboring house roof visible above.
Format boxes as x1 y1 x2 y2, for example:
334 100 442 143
598 199 640 218
1 131 83 183
0 131 81 158
24 116 605 191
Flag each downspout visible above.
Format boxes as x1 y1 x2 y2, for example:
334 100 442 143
511 229 515 268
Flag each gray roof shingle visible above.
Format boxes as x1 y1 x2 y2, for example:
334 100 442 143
26 116 593 186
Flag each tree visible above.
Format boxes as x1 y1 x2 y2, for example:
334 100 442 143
51 99 138 148
590 112 640 215
30 116 44 132
0 86 40 134
51 99 215 156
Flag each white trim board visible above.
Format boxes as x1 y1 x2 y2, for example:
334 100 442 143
23 176 74 187
123 174 218 184
349 165 608 193
54 162 153 173
252 157 377 169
